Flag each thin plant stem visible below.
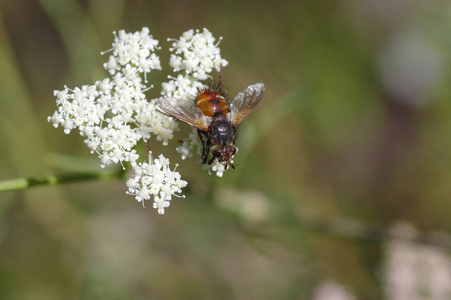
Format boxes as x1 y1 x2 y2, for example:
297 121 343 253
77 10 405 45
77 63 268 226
0 168 126 192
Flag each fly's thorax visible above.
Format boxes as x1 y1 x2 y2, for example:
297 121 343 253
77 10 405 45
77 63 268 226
196 89 228 117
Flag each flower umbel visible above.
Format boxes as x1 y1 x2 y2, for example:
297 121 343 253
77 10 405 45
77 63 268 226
48 27 231 213
48 28 176 168
103 27 161 80
168 28 228 80
126 152 187 215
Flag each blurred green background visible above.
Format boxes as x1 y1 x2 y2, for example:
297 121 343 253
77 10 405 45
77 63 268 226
1 0 451 299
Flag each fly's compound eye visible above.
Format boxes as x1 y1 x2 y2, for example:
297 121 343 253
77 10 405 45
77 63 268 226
212 148 223 158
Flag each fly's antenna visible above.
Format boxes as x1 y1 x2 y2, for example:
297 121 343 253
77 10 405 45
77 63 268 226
218 64 223 86
218 64 225 96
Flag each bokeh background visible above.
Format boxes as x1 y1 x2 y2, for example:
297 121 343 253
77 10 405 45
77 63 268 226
1 0 451 299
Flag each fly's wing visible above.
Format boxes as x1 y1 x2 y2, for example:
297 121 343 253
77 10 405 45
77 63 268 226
156 97 210 131
228 83 265 127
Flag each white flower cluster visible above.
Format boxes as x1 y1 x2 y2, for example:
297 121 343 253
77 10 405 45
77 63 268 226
48 28 184 214
49 27 233 213
49 28 176 167
104 27 161 80
161 74 206 100
126 152 187 215
168 28 228 80
161 28 228 101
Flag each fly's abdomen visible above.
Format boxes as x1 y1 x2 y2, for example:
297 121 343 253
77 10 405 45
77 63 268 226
196 90 228 117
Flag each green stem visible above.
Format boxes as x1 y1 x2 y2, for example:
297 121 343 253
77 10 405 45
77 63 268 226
0 168 126 192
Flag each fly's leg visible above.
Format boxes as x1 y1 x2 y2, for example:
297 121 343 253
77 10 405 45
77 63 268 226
208 155 215 166
203 138 211 164
197 130 210 164
197 129 206 161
